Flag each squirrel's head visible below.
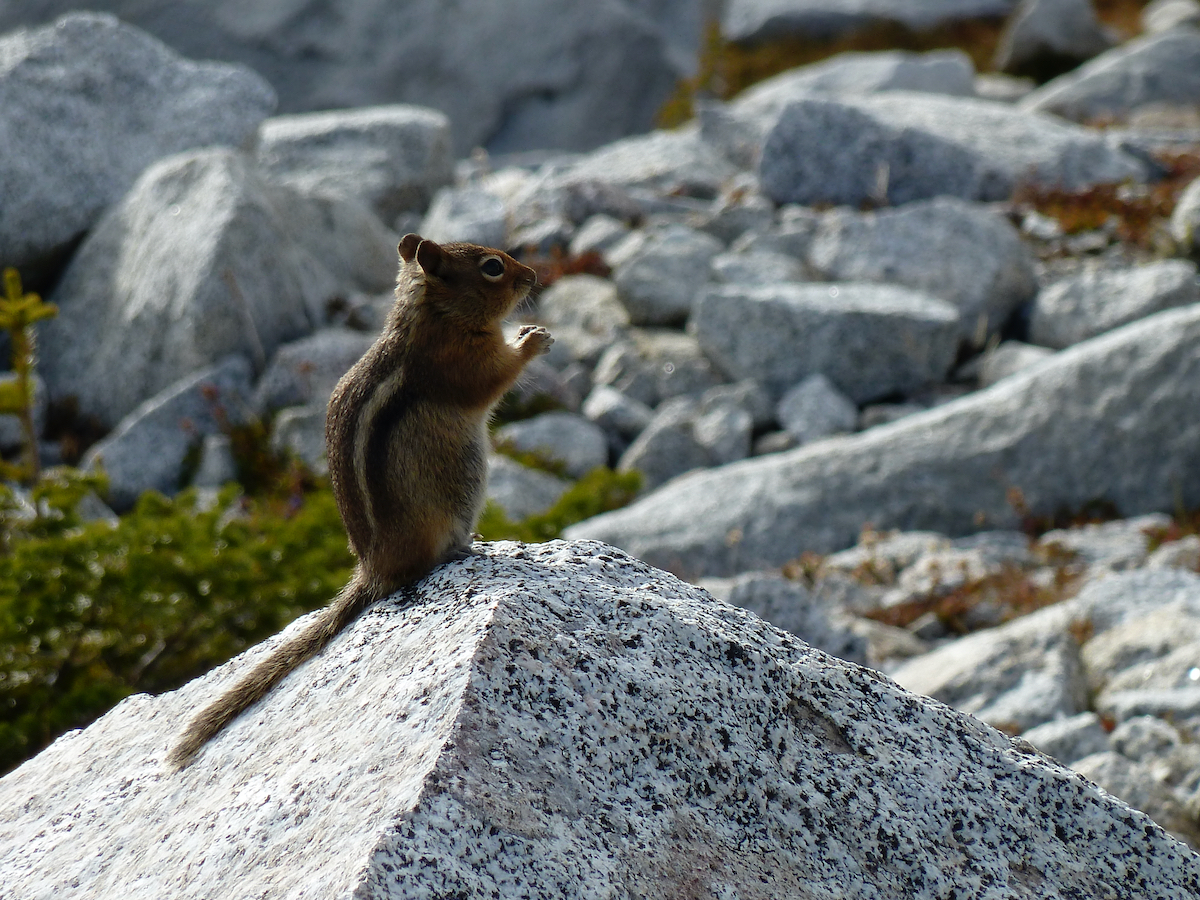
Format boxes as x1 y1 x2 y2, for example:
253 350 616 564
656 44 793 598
398 233 537 326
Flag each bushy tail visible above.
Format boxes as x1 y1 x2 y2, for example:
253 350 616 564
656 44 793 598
167 571 377 770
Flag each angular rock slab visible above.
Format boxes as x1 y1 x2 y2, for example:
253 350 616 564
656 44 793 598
757 92 1146 207
40 147 397 428
1021 28 1200 124
807 197 1037 343
0 12 275 278
693 282 960 402
255 105 453 222
570 304 1200 576
2 541 1198 899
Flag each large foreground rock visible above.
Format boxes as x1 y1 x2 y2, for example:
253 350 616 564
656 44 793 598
568 304 1200 576
2 542 1198 898
39 148 397 428
0 12 275 279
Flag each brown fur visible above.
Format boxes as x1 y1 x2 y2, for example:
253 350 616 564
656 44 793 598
168 235 549 769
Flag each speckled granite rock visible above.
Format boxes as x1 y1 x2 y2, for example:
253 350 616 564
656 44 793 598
2 541 1199 899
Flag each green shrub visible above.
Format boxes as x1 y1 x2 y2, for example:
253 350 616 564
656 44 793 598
0 475 354 773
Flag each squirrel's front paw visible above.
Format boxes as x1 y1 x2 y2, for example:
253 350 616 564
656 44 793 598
515 324 553 356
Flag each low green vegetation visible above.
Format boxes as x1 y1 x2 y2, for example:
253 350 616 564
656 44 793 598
0 267 640 773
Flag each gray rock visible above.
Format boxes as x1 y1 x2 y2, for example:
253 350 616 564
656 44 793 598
1020 29 1200 124
1075 569 1200 637
1170 176 1200 254
1022 712 1112 765
692 282 960 403
734 50 975 117
0 12 275 278
567 306 1200 577
0 374 45 453
700 379 776 430
502 356 583 415
255 105 453 222
548 127 739 201
591 343 662 408
994 0 1113 79
83 356 253 511
728 209 822 261
252 328 375 414
889 601 1089 733
1112 716 1184 760
1098 689 1200 727
722 0 1017 43
568 214 632 257
1037 514 1174 571
1147 535 1200 570
5 541 1200 897
710 250 807 284
40 148 396 428
485 453 570 521
581 385 655 439
617 398 710 491
0 2 684 157
807 199 1038 343
1030 260 1199 349
535 275 630 339
191 434 238 489
268 404 328 475
717 571 867 662
698 193 775 244
1082 602 1200 694
612 225 724 326
493 411 607 478
692 402 754 466
1143 0 1200 33
1102 640 1200 696
776 374 858 445
592 330 723 408
978 340 1055 387
758 92 1146 207
419 187 508 247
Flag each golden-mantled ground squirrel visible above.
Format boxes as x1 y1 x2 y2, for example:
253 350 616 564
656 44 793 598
168 234 550 768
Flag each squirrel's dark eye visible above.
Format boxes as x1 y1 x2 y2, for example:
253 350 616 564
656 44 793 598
480 257 505 279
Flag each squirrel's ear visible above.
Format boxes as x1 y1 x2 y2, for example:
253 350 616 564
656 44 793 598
415 239 445 277
398 233 422 262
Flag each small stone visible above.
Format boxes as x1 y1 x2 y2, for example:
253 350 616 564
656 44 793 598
420 186 507 247
611 224 723 326
581 385 654 439
493 411 608 478
776 374 858 445
485 454 570 522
